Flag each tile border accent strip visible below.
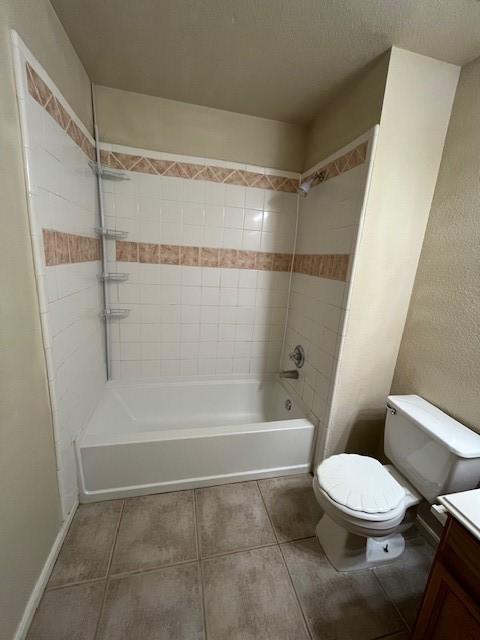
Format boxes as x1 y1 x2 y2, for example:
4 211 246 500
293 253 349 281
115 241 349 281
101 150 300 193
300 141 368 191
26 62 95 161
116 241 293 272
43 229 101 266
26 60 365 195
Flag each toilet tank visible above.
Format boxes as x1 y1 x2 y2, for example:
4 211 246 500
384 395 480 502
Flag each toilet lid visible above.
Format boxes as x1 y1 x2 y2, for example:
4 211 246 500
316 454 406 514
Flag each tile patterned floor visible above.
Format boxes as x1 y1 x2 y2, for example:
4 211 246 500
28 474 435 640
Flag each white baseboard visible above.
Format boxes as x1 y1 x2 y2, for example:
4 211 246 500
13 500 78 640
416 513 441 545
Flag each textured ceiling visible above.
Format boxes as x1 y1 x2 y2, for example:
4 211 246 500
50 0 480 124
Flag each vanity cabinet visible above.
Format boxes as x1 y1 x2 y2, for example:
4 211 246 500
412 515 480 638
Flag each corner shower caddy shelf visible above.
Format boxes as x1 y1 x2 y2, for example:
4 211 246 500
102 308 131 320
88 160 130 181
98 272 129 282
95 226 129 240
90 115 132 377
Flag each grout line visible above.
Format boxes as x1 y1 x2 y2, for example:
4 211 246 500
255 481 318 546
187 475 283 494
280 529 412 638
194 489 209 640
276 533 318 545
108 557 199 580
198 559 208 640
276 542 314 640
255 481 314 640
45 575 106 592
371 570 411 632
200 541 278 562
281 535 316 545
105 500 126 577
255 480 279 543
46 499 127 593
93 499 125 640
254 481 315 545
101 490 200 581
193 488 201 561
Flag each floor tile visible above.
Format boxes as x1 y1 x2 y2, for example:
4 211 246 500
374 536 434 628
110 490 196 574
258 475 322 541
27 580 105 640
202 545 309 640
48 501 123 587
97 562 204 640
282 537 405 640
196 481 276 557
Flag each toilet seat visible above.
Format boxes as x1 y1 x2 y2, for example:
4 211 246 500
317 454 406 515
313 454 421 538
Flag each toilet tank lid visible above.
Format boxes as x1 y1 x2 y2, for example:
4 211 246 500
388 395 480 459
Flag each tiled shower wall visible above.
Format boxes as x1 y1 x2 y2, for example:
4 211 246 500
13 39 106 517
281 132 374 431
13 37 374 516
101 144 300 378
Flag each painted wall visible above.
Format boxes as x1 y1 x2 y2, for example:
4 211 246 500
304 52 389 170
101 143 299 378
392 55 480 433
322 48 460 459
281 133 373 441
15 42 106 518
7 0 93 132
0 2 92 639
95 85 306 173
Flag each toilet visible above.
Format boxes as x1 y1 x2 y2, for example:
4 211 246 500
313 394 480 571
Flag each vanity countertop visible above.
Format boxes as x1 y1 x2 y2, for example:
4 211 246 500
438 488 480 542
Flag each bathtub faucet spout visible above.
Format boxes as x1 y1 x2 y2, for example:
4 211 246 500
279 369 299 379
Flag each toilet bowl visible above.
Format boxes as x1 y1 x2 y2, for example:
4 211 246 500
313 395 480 572
312 456 420 571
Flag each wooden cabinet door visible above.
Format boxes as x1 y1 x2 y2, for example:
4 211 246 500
412 561 480 639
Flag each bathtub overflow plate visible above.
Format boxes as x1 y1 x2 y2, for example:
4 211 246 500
285 399 293 411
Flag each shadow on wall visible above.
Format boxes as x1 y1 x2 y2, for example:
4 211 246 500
343 410 386 459
304 51 389 169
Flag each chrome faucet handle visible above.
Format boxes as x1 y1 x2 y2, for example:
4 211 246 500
289 345 305 368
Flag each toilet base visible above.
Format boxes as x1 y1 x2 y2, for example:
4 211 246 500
316 513 406 572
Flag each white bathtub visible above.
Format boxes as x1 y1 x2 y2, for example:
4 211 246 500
76 377 316 502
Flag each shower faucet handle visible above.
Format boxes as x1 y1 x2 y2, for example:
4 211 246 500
289 345 305 368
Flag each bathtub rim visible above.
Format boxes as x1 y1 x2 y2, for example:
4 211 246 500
80 415 313 446
104 372 278 389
